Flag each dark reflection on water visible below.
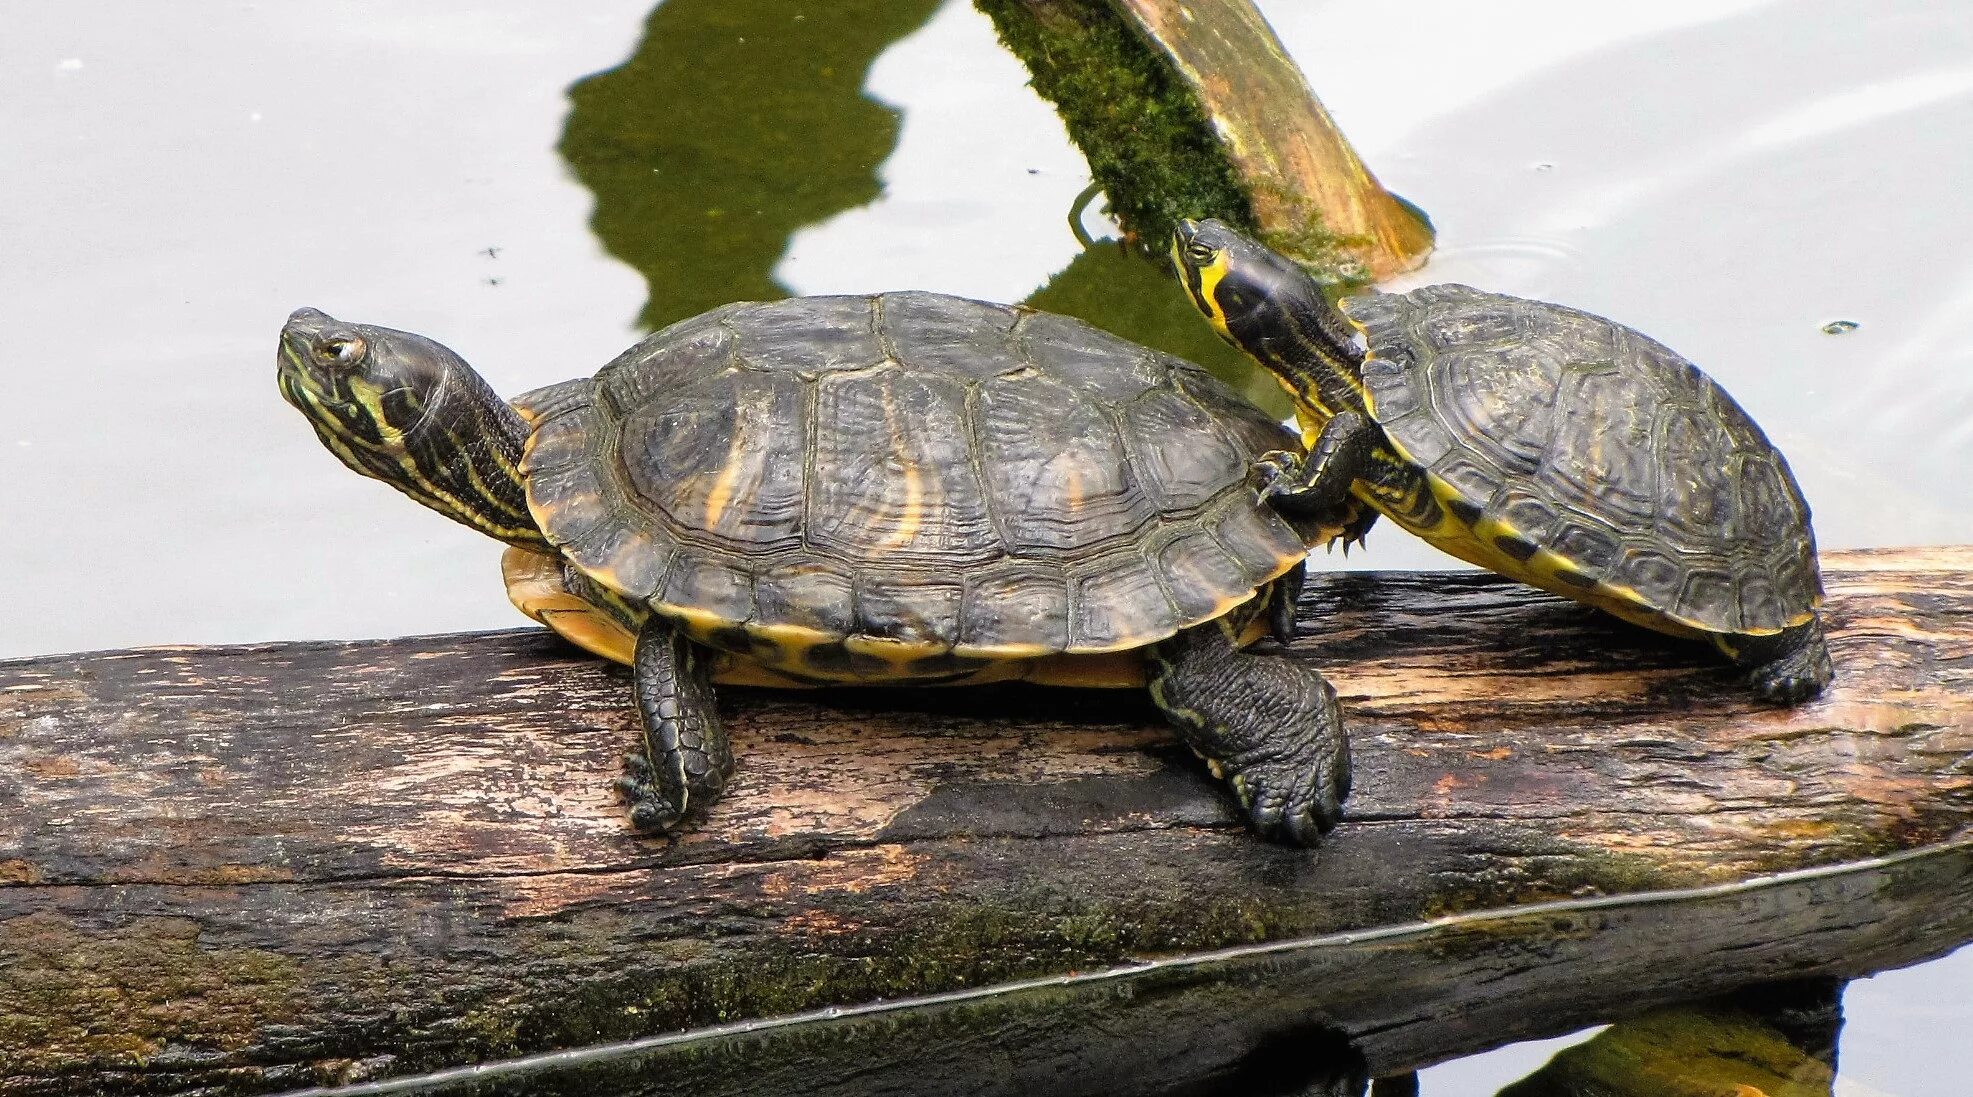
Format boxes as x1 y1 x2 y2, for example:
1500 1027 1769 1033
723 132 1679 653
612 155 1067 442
560 0 943 330
1497 981 1843 1097
554 0 1287 416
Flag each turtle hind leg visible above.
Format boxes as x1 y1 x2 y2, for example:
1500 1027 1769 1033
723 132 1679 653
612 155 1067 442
1147 608 1351 847
1728 617 1833 704
620 619 735 833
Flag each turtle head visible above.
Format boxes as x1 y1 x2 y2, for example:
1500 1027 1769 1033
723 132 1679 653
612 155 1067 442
278 308 466 451
1171 218 1309 350
1171 219 1367 422
277 308 551 550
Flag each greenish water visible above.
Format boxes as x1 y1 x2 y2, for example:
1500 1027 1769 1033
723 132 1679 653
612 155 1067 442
2 0 1969 1092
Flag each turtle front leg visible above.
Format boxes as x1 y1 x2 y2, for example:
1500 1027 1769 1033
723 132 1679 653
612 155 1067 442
1147 600 1351 847
1256 410 1380 544
619 619 735 834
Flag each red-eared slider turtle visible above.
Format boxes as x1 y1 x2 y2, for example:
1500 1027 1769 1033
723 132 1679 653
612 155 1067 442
277 292 1351 844
1171 219 1831 702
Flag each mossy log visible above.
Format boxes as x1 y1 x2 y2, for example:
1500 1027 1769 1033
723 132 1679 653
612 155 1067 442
976 0 1433 282
2 547 1970 1095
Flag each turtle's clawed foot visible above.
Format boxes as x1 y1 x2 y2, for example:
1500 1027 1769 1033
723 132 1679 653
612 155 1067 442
1229 701 1350 847
1735 619 1833 705
1252 449 1305 504
1750 643 1833 704
616 753 686 834
1149 614 1352 849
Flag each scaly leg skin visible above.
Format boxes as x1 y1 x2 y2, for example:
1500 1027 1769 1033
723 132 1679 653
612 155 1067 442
1255 409 1377 526
1728 616 1834 704
619 619 735 833
1147 596 1351 847
1269 561 1307 645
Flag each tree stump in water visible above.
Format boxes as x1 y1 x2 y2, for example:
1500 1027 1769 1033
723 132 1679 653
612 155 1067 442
1 547 1969 1095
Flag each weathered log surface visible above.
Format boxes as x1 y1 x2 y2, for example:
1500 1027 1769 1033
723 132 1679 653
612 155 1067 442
976 0 1432 282
2 547 1970 1095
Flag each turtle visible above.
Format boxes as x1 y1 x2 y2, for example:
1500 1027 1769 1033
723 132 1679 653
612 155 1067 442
1170 218 1832 702
276 291 1353 845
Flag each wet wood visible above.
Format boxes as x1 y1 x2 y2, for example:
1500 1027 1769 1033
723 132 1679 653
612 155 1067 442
2 546 1969 1095
976 0 1432 281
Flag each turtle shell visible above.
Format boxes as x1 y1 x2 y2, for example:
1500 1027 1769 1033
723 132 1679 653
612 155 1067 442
513 291 1304 680
1344 284 1821 636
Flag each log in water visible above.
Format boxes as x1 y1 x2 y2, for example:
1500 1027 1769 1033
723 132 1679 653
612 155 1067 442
2 547 1969 1094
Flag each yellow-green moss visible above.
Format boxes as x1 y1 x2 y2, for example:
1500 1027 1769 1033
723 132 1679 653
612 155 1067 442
975 0 1257 250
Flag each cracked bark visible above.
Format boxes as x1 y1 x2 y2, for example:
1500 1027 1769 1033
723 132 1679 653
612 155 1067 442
1 547 1970 1095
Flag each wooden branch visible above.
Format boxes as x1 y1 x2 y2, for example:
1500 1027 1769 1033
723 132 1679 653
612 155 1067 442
1108 0 1435 279
976 0 1432 282
2 547 1969 1095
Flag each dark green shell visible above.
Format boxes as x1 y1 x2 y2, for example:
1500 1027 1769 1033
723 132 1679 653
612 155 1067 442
1344 284 1821 634
515 291 1304 665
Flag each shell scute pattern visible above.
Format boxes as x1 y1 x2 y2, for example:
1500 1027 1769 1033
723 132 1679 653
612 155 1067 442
620 367 810 552
959 570 1071 655
1013 310 1166 407
807 365 1002 566
659 552 756 631
978 366 1156 554
1166 365 1295 460
1205 496 1305 585
724 295 884 376
1348 285 1819 633
856 572 963 650
1545 363 1662 523
595 309 740 411
1653 404 1741 551
1119 385 1250 511
1435 342 1559 477
752 561 854 638
879 291 1025 381
524 292 1305 669
1155 531 1251 621
1074 553 1179 650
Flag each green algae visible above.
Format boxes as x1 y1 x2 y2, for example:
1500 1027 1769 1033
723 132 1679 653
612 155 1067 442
0 914 304 1077
974 0 1256 250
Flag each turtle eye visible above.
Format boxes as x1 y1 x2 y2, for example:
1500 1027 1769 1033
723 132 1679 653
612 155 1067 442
1185 241 1217 266
319 336 367 368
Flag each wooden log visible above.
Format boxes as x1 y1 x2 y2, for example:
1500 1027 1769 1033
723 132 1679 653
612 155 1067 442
975 0 1433 282
2 547 1970 1094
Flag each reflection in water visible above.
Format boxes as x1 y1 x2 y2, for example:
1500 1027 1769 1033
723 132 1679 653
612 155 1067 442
560 0 942 329
555 0 1287 422
1496 981 1843 1097
1022 230 1291 417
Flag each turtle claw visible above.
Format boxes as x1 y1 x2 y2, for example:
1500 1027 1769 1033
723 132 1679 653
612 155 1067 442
1251 449 1304 504
1234 751 1348 848
1737 619 1833 706
616 753 685 834
1226 688 1350 848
